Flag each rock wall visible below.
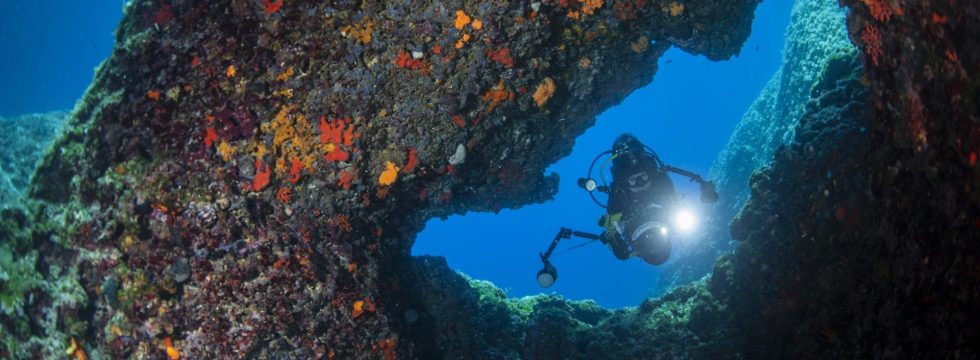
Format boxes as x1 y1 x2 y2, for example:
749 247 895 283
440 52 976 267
710 0 850 214
0 0 760 358
656 0 853 291
726 0 980 356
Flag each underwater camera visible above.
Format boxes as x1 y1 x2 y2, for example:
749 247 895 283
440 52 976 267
618 204 698 266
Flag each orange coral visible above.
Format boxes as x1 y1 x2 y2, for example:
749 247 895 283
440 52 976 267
276 187 292 203
567 0 603 20
353 300 365 318
276 67 295 81
665 2 684 17
455 33 471 49
379 161 400 186
454 10 471 29
341 18 375 45
147 90 161 101
67 338 87 360
533 77 556 107
357 298 377 316
265 106 318 178
482 80 514 112
863 0 892 22
163 337 181 360
352 298 378 318
217 140 236 161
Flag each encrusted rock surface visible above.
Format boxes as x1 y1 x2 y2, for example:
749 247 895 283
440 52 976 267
727 0 980 355
1 0 759 358
659 0 853 291
3 0 977 358
0 111 68 208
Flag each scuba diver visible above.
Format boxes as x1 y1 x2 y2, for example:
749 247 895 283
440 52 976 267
536 133 719 288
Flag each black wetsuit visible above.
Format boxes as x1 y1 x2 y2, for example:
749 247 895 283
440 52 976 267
604 152 676 260
607 153 676 216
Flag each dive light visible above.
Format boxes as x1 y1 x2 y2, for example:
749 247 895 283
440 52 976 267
536 261 558 288
674 209 696 232
577 178 597 192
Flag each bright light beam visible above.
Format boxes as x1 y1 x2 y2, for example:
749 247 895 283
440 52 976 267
674 209 696 232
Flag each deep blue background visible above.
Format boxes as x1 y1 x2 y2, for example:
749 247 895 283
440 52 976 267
414 1 795 308
0 0 123 117
0 0 793 309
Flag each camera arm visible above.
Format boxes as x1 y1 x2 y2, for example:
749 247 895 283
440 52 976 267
536 227 603 288
662 165 719 204
539 227 603 264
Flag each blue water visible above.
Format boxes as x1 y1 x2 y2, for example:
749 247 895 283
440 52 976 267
0 0 792 309
0 1 123 118
414 1 795 308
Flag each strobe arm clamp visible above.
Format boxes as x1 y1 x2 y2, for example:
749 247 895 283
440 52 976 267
662 165 719 204
537 227 602 288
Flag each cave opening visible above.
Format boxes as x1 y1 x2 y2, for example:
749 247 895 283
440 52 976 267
413 0 808 308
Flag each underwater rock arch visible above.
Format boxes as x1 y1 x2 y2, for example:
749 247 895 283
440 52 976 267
7 0 759 358
4 0 977 358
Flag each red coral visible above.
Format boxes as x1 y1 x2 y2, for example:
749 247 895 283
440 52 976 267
253 159 271 191
452 115 466 128
614 2 637 20
155 2 174 25
319 116 357 162
204 127 218 147
863 0 892 22
486 48 515 68
403 148 419 174
338 170 353 190
263 0 283 15
319 116 355 146
395 50 425 70
861 23 883 66
276 187 292 203
378 338 396 360
333 214 352 233
288 157 304 183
